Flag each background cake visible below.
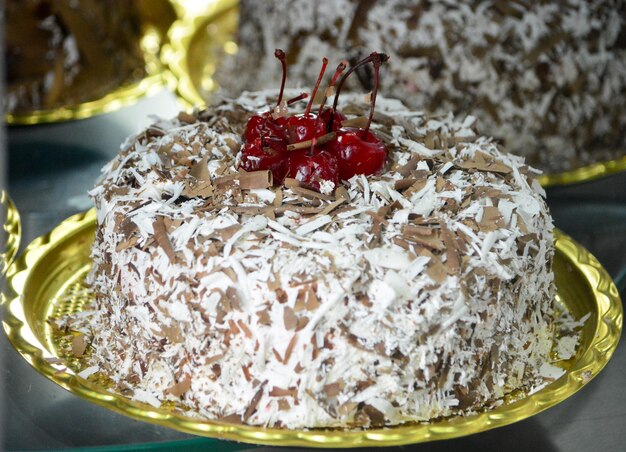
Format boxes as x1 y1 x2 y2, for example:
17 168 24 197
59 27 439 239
217 0 626 172
4 0 175 114
62 89 560 428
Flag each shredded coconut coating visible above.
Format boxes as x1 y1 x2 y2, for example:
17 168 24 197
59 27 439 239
218 0 626 172
81 91 557 428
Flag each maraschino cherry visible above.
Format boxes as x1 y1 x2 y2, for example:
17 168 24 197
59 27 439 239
326 52 389 181
238 49 389 192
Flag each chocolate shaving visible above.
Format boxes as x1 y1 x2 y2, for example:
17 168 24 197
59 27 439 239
283 178 303 189
403 225 444 250
392 237 418 257
323 380 344 397
237 319 253 338
228 319 241 336
283 334 298 363
319 199 345 216
269 386 298 398
397 153 421 177
341 116 369 128
335 186 350 202
216 224 242 240
219 413 243 424
288 185 334 201
440 222 460 273
161 324 183 343
241 363 252 382
458 151 512 174
115 235 140 252
153 216 177 262
205 354 224 365
215 170 273 190
357 403 386 427
306 287 321 311
480 206 505 231
274 205 324 215
283 306 297 330
243 380 268 422
177 111 197 124
183 180 213 198
71 334 87 357
394 178 417 191
273 187 283 206
404 179 428 197
146 126 165 137
166 375 191 397
256 308 271 326
189 155 210 182
426 254 449 283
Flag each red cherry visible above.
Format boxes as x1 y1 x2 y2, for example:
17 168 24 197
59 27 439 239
243 114 266 142
319 108 346 133
286 150 339 191
240 138 289 183
244 114 287 144
284 115 319 143
326 130 387 181
281 108 344 145
238 52 389 193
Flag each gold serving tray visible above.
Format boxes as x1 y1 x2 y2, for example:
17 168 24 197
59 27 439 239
1 191 21 277
5 1 176 126
1 209 622 447
163 0 625 187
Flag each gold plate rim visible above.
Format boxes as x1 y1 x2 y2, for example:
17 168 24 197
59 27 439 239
164 1 626 188
5 22 169 126
2 210 623 447
1 191 21 277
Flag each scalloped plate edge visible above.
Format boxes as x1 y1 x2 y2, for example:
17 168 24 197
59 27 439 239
1 213 622 447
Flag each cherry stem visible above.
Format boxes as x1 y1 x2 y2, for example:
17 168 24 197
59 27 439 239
328 52 389 132
312 61 347 154
287 92 308 105
274 49 287 106
364 57 383 136
305 57 329 117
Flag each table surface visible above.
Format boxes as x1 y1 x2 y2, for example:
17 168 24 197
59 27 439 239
3 92 625 451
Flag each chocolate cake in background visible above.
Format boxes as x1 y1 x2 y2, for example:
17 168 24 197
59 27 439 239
5 0 175 114
218 0 626 172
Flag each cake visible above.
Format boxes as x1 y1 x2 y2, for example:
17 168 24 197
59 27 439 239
218 0 626 172
59 49 563 427
5 0 175 114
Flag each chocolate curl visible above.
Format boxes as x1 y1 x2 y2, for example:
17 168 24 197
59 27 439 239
286 132 337 151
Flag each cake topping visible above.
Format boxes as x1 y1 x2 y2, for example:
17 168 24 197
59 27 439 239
239 50 390 192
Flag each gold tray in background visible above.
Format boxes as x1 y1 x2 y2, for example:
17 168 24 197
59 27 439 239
163 0 238 109
1 191 21 277
163 0 626 187
2 209 622 447
536 155 626 187
5 0 177 126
